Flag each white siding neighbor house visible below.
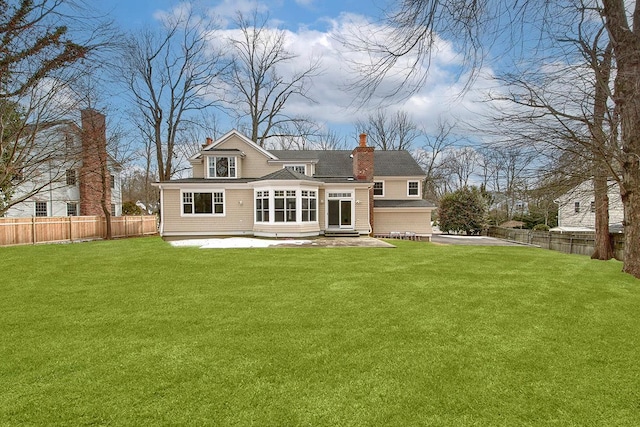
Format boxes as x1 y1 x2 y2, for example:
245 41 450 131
554 180 623 231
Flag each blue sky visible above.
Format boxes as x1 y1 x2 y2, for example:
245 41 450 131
97 0 495 145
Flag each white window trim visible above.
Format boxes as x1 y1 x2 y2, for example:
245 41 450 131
254 185 319 224
206 156 237 179
407 180 421 197
180 189 226 217
373 181 385 198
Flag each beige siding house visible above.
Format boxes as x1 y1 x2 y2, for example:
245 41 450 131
154 130 435 239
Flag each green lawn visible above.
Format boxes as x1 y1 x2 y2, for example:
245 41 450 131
1 237 639 426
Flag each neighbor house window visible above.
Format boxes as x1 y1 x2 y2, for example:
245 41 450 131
373 181 384 197
575 202 580 213
274 190 296 222
590 201 595 213
182 191 224 215
64 134 75 151
111 204 117 216
284 165 306 175
301 190 317 222
408 181 420 196
110 175 115 189
35 202 47 217
66 169 76 186
67 203 78 216
255 190 270 222
208 156 236 178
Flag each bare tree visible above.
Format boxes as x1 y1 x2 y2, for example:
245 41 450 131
0 0 110 216
487 8 619 259
413 118 461 200
120 5 228 181
315 129 348 150
444 146 478 190
348 0 640 276
356 109 419 150
226 10 322 147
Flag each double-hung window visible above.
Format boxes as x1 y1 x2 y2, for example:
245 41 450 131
373 181 384 197
182 191 224 215
67 203 78 216
301 190 317 222
256 191 270 222
208 156 236 178
66 169 77 186
35 201 47 217
274 190 297 222
284 165 306 175
408 181 420 196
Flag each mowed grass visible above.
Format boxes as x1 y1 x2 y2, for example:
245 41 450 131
1 237 639 426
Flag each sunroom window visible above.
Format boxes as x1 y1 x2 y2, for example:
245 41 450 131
256 188 317 224
256 190 270 222
208 156 236 178
301 190 317 222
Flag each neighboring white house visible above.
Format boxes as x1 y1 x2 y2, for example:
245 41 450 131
3 109 122 218
554 180 623 231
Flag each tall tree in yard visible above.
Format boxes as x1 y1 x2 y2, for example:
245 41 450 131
349 0 640 277
226 10 322 147
121 5 228 181
0 0 107 216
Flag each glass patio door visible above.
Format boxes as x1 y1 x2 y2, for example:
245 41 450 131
328 198 352 228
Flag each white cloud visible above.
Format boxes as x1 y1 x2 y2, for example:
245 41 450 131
205 10 501 142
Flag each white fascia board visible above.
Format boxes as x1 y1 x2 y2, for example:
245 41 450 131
204 130 278 160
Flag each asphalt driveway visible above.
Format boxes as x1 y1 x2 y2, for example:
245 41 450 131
430 233 522 246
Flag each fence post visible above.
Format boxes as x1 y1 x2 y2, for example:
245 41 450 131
69 217 73 242
31 217 36 245
569 236 573 254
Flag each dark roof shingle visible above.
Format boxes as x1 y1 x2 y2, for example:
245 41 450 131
269 149 425 177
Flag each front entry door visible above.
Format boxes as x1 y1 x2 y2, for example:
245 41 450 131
328 199 352 228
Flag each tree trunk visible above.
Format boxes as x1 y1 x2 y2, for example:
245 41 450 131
591 172 613 259
621 162 640 277
602 0 640 278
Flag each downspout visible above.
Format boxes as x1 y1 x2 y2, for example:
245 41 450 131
367 183 373 235
158 185 164 236
48 160 53 216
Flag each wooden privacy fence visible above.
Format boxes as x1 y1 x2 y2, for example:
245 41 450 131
0 215 158 246
486 226 626 260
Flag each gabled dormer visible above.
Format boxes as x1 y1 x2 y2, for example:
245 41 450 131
204 149 243 179
189 130 279 179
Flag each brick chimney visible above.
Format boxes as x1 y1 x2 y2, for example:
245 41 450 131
352 133 374 181
202 137 213 148
352 133 375 234
79 109 110 216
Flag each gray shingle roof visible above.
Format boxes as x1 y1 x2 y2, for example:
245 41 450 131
270 149 425 177
253 168 322 182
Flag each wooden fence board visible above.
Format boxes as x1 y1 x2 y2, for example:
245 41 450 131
0 216 157 246
486 226 625 260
